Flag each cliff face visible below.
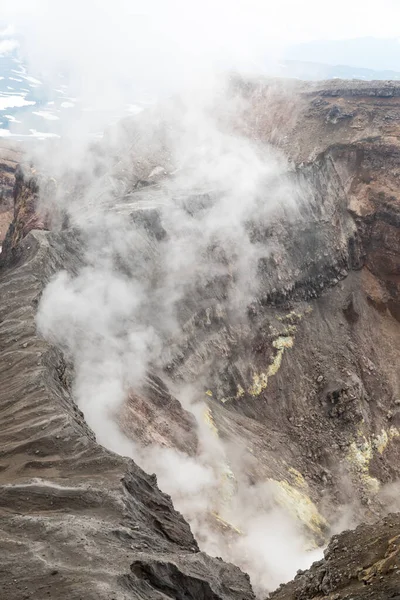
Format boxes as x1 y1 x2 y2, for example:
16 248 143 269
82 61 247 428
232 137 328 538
2 79 400 599
138 80 400 540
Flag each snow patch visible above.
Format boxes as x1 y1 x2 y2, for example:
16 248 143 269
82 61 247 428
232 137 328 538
32 110 60 121
4 115 21 123
29 129 60 139
0 96 36 110
22 75 42 85
61 101 74 108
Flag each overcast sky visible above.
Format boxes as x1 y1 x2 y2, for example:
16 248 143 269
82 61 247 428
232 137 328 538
2 0 400 43
2 1 400 83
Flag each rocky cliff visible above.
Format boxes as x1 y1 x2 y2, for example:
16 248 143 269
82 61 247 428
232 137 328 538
1 79 400 599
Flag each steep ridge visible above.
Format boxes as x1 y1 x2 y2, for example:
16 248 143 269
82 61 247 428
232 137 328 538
0 213 254 596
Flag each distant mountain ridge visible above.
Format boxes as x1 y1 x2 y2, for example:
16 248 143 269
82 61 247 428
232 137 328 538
278 59 400 81
1 32 400 139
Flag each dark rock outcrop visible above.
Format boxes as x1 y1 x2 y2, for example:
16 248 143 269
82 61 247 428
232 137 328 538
0 164 52 266
271 513 400 600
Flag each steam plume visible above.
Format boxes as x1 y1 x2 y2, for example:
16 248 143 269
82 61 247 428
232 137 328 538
6 1 327 595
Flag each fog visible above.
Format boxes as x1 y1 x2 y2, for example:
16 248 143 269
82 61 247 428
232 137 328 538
1 0 337 595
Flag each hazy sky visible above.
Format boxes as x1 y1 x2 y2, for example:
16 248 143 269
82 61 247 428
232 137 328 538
2 1 400 81
2 0 400 46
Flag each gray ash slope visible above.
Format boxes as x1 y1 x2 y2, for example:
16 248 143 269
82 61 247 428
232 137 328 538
0 226 255 599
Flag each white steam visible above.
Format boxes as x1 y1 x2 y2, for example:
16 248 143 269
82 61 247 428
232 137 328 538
7 0 325 596
36 85 317 595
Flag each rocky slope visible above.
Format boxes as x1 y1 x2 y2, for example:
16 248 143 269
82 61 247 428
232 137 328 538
271 513 400 599
1 79 400 599
0 223 255 599
119 78 400 541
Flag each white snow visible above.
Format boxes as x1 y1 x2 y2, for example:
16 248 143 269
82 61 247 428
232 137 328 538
9 77 23 82
4 115 21 123
61 101 74 108
22 75 42 85
32 110 60 121
29 129 60 139
0 129 60 140
0 96 36 110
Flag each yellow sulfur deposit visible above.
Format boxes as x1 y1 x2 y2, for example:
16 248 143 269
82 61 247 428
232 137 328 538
288 467 309 490
203 406 219 437
211 511 243 535
269 478 328 541
249 335 294 396
347 427 400 495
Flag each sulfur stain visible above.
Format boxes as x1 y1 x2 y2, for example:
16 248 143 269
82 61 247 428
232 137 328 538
202 408 326 542
203 406 240 531
249 335 294 396
288 467 309 491
203 406 219 437
347 427 400 495
360 535 400 583
212 306 314 404
236 384 245 398
268 478 328 542
211 511 243 535
373 427 400 454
